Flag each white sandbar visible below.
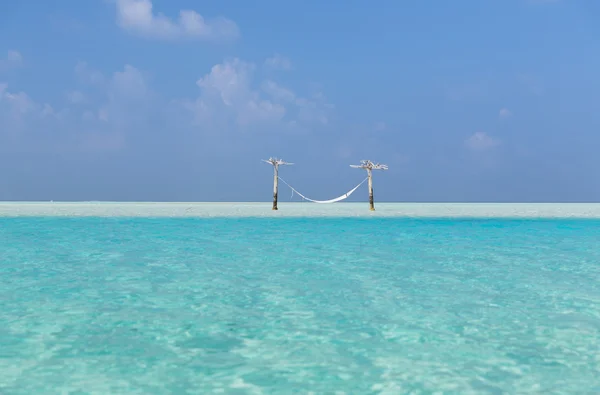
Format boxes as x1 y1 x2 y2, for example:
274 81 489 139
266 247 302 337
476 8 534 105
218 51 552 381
1 202 600 218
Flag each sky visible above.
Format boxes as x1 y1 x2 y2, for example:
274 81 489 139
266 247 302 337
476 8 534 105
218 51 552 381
1 0 599 202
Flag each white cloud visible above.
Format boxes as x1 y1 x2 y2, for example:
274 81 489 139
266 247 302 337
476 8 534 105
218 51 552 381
261 80 296 102
188 59 284 126
0 85 70 123
264 54 292 71
67 90 85 104
293 96 331 125
0 50 23 71
2 56 335 154
0 84 74 147
71 64 151 123
110 65 148 98
41 104 56 117
262 80 332 125
183 58 332 129
465 132 500 151
7 50 22 63
0 85 36 115
0 64 153 153
100 65 155 126
115 0 239 41
75 61 105 85
196 59 255 106
499 108 512 119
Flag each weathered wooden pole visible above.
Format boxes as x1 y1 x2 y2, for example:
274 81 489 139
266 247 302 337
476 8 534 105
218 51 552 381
262 157 293 210
350 160 388 211
272 163 279 210
367 168 374 211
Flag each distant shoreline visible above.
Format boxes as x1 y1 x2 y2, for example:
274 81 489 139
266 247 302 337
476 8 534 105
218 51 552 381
1 202 600 218
1 201 600 204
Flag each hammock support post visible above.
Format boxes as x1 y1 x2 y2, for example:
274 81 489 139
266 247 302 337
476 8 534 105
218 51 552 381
350 160 388 211
368 168 374 211
273 165 278 210
262 157 293 210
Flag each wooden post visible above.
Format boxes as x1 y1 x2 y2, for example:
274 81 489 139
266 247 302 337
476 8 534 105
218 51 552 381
272 164 279 210
350 160 387 211
264 157 291 210
368 168 374 211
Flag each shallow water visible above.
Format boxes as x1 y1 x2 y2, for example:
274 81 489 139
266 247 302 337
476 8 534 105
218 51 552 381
1 217 600 393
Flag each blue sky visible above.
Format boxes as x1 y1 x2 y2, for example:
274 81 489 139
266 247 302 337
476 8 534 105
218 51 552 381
1 0 599 202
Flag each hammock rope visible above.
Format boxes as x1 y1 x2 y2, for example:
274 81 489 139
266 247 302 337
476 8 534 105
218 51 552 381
278 177 368 204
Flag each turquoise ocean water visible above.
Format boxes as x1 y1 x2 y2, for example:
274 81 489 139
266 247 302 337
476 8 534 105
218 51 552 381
1 216 600 394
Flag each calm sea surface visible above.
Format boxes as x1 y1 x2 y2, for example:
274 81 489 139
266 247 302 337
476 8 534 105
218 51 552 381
1 217 600 394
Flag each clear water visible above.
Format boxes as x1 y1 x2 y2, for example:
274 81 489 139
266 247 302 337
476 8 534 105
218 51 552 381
1 217 600 394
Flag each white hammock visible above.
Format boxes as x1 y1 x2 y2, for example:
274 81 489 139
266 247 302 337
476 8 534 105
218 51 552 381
278 177 368 204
